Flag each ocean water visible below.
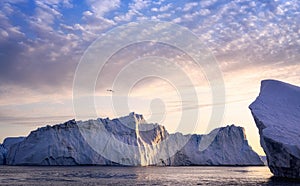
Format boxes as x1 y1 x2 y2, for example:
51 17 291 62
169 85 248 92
0 166 299 186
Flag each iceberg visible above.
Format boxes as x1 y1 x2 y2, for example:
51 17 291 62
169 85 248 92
6 120 114 165
0 144 5 165
170 125 263 165
5 112 263 166
250 79 300 179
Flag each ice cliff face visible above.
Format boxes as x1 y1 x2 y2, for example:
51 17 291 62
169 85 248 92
0 137 24 165
77 113 170 166
170 125 263 165
250 80 300 179
6 120 115 165
0 144 6 165
4 112 263 166
3 137 25 150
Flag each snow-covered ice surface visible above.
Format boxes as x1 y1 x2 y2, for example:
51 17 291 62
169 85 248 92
250 79 300 179
5 113 263 166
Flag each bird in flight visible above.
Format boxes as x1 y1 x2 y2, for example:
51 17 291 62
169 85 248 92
107 89 114 93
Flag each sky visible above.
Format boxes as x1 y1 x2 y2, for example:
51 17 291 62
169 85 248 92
0 0 299 155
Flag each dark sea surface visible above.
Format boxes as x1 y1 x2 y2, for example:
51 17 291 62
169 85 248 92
0 166 299 186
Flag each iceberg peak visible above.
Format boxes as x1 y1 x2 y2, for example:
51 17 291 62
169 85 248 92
115 112 147 130
258 79 300 103
250 79 300 179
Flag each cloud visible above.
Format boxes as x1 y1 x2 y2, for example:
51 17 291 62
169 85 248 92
0 4 25 39
0 2 83 103
180 0 300 73
198 9 210 16
172 17 181 23
0 0 299 130
114 0 152 22
3 0 27 3
129 0 151 11
114 9 137 22
1 0 299 92
153 0 165 5
86 0 120 17
79 14 116 41
182 2 198 12
33 3 62 31
151 3 172 12
199 0 218 8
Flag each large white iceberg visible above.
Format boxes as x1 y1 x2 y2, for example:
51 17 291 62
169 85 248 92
250 79 300 179
5 112 263 166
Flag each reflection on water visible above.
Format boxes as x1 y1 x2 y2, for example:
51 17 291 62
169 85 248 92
0 166 299 185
